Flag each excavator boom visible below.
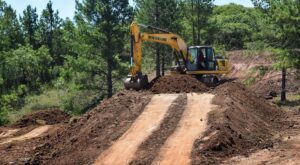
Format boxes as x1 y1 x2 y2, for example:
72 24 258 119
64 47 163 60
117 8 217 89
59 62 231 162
128 23 189 76
125 22 190 90
124 22 230 90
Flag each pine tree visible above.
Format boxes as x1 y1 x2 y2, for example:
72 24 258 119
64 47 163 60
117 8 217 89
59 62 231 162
135 0 182 76
0 3 23 51
39 0 63 65
76 0 133 98
20 5 39 49
253 0 300 102
185 0 213 45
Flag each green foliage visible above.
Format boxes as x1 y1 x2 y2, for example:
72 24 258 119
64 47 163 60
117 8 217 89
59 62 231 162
0 2 23 51
0 93 19 111
20 5 39 48
242 77 257 86
273 93 300 110
75 0 133 97
245 41 269 51
8 89 66 123
208 4 264 50
57 55 107 90
0 107 9 125
253 0 300 68
61 89 103 115
22 89 63 111
0 46 52 91
242 65 269 86
251 65 268 76
268 0 300 49
0 92 18 125
182 0 213 45
0 0 300 125
134 0 183 74
38 1 63 64
268 48 299 70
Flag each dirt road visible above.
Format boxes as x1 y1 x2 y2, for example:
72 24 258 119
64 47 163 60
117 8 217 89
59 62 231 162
153 93 215 165
0 125 51 145
94 94 179 165
94 93 215 165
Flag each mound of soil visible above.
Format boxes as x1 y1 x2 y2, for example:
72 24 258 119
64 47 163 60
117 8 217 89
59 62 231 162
192 81 287 164
251 70 300 98
150 75 209 94
31 90 152 165
226 50 300 98
12 109 70 128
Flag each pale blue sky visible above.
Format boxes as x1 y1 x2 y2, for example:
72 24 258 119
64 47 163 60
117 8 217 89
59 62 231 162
5 0 253 19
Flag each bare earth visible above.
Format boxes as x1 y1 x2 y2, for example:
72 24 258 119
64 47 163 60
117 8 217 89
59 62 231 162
0 128 19 139
0 125 52 145
223 134 300 165
153 93 215 165
94 94 179 165
223 115 300 165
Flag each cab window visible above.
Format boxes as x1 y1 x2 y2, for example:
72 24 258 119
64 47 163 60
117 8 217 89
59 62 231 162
206 48 214 61
188 48 198 63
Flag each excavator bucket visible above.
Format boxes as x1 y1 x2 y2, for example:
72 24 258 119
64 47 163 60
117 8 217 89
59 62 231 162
124 74 149 90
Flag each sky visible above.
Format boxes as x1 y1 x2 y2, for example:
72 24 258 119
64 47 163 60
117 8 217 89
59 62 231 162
5 0 254 19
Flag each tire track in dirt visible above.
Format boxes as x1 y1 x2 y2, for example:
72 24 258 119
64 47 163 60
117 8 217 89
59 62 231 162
0 129 19 139
94 94 179 165
129 94 187 165
153 93 215 165
0 125 52 145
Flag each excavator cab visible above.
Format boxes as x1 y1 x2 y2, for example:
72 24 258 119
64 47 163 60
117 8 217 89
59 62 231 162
185 46 229 77
184 46 229 84
187 46 219 71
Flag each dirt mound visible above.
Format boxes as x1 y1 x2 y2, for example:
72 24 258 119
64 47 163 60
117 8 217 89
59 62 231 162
30 90 152 165
251 70 300 98
150 75 209 94
12 109 70 128
191 81 287 164
226 50 300 98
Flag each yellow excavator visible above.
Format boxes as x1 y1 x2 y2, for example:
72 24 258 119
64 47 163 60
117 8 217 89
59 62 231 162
124 22 230 90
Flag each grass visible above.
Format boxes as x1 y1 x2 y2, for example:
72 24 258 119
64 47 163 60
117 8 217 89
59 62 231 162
242 65 270 86
7 86 105 124
8 89 67 124
242 77 257 86
62 89 102 115
273 93 300 111
241 50 260 57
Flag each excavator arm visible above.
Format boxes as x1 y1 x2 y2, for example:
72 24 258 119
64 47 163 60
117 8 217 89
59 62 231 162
125 22 189 90
129 22 190 76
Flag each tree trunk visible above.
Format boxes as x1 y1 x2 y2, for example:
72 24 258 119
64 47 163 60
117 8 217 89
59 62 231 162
281 67 286 102
161 49 165 76
156 45 161 77
107 31 113 98
155 0 160 77
197 27 201 45
196 0 201 45
191 0 196 45
107 56 113 98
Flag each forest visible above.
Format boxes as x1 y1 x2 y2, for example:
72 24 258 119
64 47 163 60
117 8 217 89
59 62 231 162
0 0 299 125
